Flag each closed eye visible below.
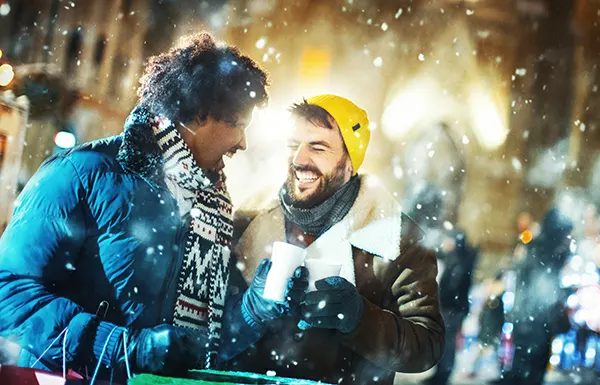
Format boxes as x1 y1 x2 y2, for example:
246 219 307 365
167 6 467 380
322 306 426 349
308 141 331 152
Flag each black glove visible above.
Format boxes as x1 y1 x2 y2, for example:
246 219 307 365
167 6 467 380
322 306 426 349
114 324 207 377
298 276 364 334
241 259 309 327
217 261 308 361
285 264 309 316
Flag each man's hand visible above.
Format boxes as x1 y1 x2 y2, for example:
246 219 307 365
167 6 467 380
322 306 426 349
218 260 308 360
286 264 309 316
298 276 364 334
242 259 308 327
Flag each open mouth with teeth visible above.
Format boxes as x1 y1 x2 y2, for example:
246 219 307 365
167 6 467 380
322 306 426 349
295 170 321 190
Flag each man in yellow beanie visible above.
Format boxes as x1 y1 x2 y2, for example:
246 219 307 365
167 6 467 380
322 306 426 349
229 94 445 385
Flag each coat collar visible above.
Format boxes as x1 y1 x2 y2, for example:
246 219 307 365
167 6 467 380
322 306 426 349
116 105 165 185
235 175 404 287
244 175 403 260
308 175 402 261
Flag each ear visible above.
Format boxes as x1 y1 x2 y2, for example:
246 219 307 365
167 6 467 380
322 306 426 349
345 155 354 175
196 117 208 127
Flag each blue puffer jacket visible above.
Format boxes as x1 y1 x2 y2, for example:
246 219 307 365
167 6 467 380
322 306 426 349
0 109 253 377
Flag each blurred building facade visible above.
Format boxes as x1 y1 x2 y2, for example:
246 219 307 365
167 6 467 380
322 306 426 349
223 0 600 273
1 0 600 272
0 0 148 181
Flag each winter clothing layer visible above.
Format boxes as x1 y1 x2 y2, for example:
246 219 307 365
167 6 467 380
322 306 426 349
304 94 371 175
279 174 360 236
230 176 445 385
0 106 256 379
148 111 233 368
477 294 504 346
425 310 465 385
501 208 573 385
438 233 477 315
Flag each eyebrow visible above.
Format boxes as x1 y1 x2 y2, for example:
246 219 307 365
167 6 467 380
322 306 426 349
286 139 333 149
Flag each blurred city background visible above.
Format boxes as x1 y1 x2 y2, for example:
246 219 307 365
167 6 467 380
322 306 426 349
1 0 600 384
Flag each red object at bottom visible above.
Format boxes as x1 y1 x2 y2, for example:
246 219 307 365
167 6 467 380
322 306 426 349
0 364 84 385
498 332 514 370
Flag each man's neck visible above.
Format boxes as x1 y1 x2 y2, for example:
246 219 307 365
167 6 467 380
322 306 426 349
285 221 317 249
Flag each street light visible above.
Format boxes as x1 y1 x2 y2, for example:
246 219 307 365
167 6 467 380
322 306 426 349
0 63 14 87
54 131 77 148
54 131 76 149
0 3 10 17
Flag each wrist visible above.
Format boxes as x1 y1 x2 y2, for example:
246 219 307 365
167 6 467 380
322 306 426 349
241 291 265 329
338 292 365 334
93 322 126 368
129 328 150 372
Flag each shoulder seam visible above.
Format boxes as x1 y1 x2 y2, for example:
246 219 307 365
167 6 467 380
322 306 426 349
62 156 92 235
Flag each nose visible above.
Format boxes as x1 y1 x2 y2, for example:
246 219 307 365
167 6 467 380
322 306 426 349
238 132 248 152
292 143 310 166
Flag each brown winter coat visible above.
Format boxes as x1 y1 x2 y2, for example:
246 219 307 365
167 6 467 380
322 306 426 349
229 177 445 385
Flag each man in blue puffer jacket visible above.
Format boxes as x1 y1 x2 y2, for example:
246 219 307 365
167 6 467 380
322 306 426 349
0 32 307 381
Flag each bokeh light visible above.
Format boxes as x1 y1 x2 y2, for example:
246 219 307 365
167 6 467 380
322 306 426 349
520 229 533 244
0 64 14 87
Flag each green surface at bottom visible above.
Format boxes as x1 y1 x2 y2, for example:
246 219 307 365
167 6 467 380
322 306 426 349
129 370 333 385
129 373 227 385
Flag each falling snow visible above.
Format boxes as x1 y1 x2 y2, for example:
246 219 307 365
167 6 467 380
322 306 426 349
1 2 600 382
256 37 267 49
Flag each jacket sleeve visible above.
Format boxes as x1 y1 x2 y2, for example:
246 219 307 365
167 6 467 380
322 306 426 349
340 224 445 373
0 156 122 370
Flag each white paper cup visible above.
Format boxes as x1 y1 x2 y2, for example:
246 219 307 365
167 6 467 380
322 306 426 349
304 259 342 292
263 242 307 302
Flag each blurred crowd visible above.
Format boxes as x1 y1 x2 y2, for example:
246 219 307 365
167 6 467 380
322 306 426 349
405 184 600 385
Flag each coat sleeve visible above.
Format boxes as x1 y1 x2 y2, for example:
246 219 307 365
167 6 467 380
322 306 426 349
0 155 120 370
340 222 445 373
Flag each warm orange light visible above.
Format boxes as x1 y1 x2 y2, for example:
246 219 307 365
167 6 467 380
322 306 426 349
0 64 14 87
521 229 533 244
0 49 3 60
299 47 332 83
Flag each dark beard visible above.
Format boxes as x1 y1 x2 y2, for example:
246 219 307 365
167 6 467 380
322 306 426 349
286 157 349 209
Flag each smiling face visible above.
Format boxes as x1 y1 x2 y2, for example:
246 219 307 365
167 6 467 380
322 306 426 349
178 109 254 173
285 116 353 208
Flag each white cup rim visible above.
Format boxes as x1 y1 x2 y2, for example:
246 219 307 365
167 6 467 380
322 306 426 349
304 259 343 267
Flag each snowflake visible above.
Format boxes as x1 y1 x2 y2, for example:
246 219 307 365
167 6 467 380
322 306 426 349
256 38 267 49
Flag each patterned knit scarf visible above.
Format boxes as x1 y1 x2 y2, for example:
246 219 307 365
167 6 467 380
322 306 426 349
149 115 233 368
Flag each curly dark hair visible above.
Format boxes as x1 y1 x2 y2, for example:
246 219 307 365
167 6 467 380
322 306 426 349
289 99 334 129
137 32 270 124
